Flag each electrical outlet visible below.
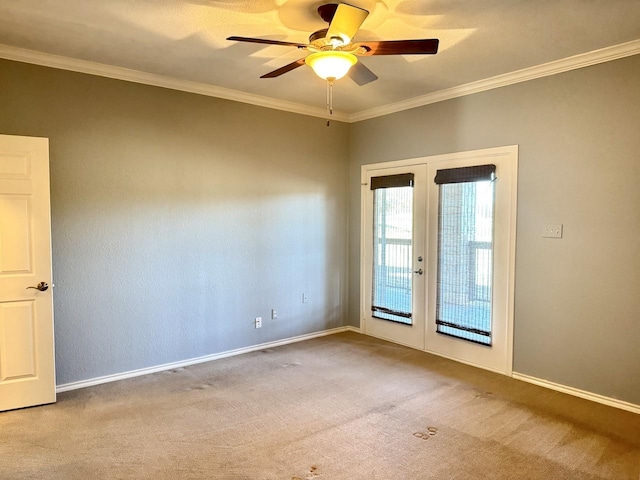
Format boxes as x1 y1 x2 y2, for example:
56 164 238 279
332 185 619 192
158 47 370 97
302 293 308 303
255 317 262 329
543 223 563 238
271 309 278 319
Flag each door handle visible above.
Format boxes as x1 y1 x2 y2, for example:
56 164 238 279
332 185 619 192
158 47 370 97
26 282 49 292
413 269 423 275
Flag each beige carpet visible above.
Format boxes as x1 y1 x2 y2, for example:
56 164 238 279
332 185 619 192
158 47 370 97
1 332 639 479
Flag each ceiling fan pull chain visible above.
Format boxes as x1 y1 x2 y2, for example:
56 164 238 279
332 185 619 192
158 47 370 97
330 80 334 115
326 79 334 127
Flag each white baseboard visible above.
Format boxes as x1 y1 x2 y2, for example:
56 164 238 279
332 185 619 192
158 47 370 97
56 326 353 393
512 372 640 415
57 327 638 415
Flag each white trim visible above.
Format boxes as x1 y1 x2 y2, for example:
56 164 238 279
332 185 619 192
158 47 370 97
349 39 640 122
56 326 351 393
0 44 349 123
361 145 519 171
360 331 506 375
424 344 508 376
54 322 639 413
1 41 639 124
512 372 640 415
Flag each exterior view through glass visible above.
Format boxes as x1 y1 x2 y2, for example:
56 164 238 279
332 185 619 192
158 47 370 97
372 185 413 325
436 180 495 345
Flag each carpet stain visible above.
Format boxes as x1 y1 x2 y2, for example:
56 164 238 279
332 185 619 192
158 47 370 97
413 427 438 440
474 390 494 400
282 362 302 368
292 465 321 479
162 368 185 375
188 382 215 391
370 403 396 414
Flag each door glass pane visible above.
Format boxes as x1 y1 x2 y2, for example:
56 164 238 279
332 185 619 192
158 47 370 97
436 180 494 345
372 186 413 325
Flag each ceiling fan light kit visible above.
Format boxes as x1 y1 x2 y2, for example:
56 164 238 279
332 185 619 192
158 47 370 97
305 51 358 81
227 2 439 120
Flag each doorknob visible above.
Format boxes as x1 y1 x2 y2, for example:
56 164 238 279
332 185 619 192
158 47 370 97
26 282 49 292
413 269 423 275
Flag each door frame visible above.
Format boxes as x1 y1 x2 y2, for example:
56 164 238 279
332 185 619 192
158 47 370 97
360 145 518 375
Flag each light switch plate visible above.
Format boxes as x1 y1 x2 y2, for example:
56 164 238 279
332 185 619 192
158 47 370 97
543 223 563 238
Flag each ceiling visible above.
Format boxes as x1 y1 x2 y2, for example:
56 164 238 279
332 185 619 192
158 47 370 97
1 0 640 120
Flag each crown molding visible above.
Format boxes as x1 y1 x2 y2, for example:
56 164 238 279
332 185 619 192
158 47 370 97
0 44 350 123
348 38 640 123
1 40 639 124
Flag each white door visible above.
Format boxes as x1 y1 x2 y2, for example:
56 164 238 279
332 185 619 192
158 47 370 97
361 164 427 350
0 134 55 411
361 147 517 375
425 149 517 374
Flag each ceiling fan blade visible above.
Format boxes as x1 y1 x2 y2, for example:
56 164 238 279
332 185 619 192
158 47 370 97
260 58 307 78
227 36 307 48
326 3 369 44
358 39 439 56
348 61 378 86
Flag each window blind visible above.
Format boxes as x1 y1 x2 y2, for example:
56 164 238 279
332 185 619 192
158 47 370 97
371 173 414 190
434 164 496 185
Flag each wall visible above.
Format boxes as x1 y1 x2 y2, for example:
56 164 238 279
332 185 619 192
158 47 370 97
0 59 350 386
2 53 639 406
349 55 640 405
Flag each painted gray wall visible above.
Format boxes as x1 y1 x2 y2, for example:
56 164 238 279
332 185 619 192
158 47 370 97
349 55 640 405
0 59 350 385
2 53 639 406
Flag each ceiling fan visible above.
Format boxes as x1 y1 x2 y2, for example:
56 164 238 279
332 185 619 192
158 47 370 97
227 2 439 86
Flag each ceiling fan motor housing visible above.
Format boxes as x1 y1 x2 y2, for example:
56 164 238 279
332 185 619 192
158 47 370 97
317 3 339 23
309 28 329 44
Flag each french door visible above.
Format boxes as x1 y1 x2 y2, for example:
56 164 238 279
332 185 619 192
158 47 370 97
361 147 517 374
362 164 427 350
